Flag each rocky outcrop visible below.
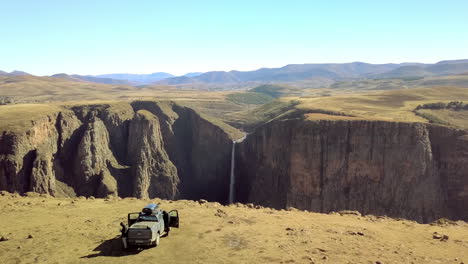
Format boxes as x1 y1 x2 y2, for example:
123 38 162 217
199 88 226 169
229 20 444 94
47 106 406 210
72 118 118 196
30 151 55 194
128 110 178 199
0 101 235 201
0 114 60 195
236 118 468 222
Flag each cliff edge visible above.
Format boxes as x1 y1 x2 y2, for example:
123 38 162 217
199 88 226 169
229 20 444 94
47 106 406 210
236 114 468 222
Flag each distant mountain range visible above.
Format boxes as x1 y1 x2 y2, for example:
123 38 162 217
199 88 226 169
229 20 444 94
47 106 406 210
51 73 132 85
73 72 204 85
93 72 174 85
0 70 31 76
3 59 468 87
48 72 203 86
183 72 204 78
157 60 468 86
374 60 468 79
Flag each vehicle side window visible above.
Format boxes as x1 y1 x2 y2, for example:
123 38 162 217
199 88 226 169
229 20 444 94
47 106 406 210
168 211 178 217
128 213 140 225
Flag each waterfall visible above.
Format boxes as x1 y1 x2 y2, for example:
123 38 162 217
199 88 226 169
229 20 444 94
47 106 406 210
228 134 247 204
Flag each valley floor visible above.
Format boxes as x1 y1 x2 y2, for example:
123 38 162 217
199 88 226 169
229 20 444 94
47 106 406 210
0 192 467 264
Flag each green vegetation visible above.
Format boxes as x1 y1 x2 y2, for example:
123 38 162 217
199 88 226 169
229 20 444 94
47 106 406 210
195 110 245 140
415 101 468 110
413 108 468 129
249 83 311 98
0 96 14 105
250 84 285 98
226 92 275 105
413 110 451 126
234 99 300 131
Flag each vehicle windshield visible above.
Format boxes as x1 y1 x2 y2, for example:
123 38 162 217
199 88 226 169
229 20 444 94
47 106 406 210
138 215 158 222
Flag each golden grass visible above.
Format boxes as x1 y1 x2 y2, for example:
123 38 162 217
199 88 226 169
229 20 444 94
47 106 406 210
0 194 467 264
418 109 468 129
0 75 233 104
295 87 468 125
305 113 377 121
0 103 65 133
0 75 132 98
3 73 468 131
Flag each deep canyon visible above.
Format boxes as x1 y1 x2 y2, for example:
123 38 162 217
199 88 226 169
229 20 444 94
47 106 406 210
1 102 468 223
0 101 233 203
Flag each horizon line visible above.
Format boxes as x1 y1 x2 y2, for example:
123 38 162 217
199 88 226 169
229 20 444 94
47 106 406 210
3 58 468 77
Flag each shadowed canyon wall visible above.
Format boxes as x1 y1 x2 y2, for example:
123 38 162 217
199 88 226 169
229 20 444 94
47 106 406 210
236 118 468 222
0 101 233 202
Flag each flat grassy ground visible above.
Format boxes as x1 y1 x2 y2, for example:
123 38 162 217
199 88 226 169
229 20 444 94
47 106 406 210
0 75 234 103
416 109 468 128
0 193 467 264
3 72 468 131
0 74 259 132
293 87 468 128
0 103 64 133
4 86 468 134
329 75 468 91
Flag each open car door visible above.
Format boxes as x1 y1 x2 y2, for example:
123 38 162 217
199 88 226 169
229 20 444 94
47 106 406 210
128 213 140 226
168 210 179 228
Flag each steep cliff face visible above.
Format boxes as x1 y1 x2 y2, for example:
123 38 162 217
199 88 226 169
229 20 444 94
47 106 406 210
236 117 468 222
131 101 232 202
0 101 234 201
127 110 178 199
428 126 468 220
72 118 119 197
0 114 60 195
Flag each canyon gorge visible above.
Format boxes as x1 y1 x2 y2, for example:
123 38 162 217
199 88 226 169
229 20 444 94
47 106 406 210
1 102 468 223
0 101 233 203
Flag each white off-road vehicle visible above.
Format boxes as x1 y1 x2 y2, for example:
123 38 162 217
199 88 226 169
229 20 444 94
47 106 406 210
120 203 179 249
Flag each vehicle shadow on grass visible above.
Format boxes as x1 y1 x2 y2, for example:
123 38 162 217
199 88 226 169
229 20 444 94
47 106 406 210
81 235 145 258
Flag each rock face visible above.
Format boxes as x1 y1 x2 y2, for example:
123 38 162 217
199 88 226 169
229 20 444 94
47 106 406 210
131 102 232 202
3 101 468 222
127 110 178 199
0 114 60 195
236 118 468 222
0 101 234 202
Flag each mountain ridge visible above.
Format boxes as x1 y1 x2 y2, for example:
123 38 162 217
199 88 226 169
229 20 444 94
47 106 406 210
94 72 174 85
51 73 132 85
3 59 468 86
156 60 468 86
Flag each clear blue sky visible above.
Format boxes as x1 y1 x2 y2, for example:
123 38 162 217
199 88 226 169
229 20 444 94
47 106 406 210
1 0 467 76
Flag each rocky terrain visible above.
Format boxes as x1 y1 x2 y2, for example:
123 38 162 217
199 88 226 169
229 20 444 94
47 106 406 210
0 101 238 202
0 192 467 264
236 114 468 223
1 97 468 224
